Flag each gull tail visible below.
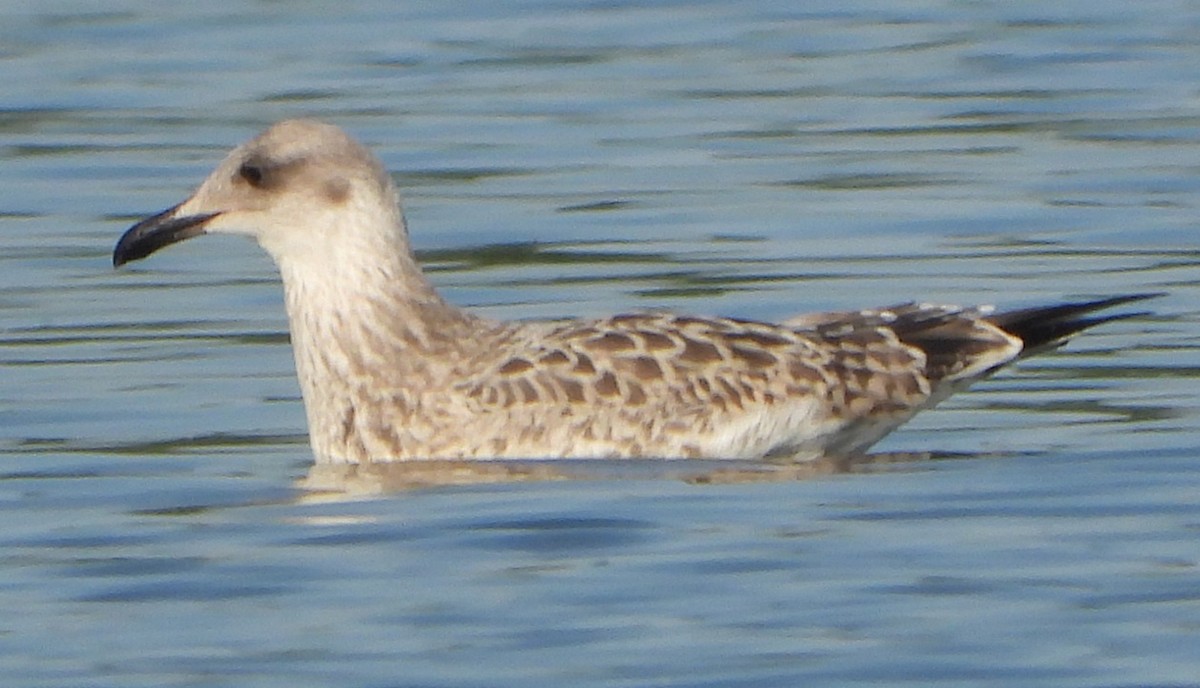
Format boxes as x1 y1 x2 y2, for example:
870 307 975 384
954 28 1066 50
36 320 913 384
987 293 1161 357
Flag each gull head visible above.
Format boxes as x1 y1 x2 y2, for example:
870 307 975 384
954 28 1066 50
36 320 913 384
113 119 403 268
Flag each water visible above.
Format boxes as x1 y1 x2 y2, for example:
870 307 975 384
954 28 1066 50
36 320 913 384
2 1 1199 686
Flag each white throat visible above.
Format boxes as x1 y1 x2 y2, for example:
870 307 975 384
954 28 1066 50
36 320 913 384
265 207 476 463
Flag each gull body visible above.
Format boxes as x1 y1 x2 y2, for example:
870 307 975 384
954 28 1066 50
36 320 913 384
114 120 1152 464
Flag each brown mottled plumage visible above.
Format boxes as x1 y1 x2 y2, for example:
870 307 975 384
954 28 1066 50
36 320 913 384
113 120 1155 464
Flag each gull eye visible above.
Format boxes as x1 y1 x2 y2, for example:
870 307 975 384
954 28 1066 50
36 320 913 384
238 162 266 188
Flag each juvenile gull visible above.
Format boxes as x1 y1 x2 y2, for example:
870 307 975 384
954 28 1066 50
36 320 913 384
113 120 1154 464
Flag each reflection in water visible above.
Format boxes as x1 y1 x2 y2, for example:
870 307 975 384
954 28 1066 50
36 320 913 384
294 452 947 499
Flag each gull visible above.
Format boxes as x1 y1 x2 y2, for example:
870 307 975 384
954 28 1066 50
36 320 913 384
113 120 1154 465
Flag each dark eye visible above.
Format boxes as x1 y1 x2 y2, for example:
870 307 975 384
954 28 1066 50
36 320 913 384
238 162 265 187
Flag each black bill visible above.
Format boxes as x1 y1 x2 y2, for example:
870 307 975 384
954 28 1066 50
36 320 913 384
112 205 220 267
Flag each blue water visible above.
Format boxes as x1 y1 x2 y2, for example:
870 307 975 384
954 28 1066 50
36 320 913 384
1 1 1199 686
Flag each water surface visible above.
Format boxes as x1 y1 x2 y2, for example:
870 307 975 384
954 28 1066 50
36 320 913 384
1 1 1199 686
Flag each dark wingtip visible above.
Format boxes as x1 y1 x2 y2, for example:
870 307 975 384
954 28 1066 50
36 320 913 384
989 293 1163 354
